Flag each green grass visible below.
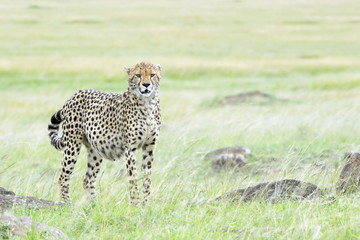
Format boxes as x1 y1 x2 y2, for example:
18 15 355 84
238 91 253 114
1 0 360 239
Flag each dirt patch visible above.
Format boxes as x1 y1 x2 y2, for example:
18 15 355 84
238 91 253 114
336 151 360 194
0 187 65 211
223 91 275 105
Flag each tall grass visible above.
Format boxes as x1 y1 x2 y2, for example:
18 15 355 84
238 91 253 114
1 0 360 239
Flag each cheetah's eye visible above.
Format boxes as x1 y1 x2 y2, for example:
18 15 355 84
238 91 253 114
150 74 155 78
136 74 141 78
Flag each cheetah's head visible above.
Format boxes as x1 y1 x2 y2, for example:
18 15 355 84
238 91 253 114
125 62 162 98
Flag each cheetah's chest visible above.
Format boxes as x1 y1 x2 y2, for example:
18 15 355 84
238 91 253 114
85 103 157 161
132 116 157 147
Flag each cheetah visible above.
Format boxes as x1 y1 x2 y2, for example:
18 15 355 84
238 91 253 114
48 62 162 205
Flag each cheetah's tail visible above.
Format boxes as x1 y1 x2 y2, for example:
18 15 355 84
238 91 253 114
48 110 65 151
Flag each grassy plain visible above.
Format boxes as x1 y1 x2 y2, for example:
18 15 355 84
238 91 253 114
1 0 360 239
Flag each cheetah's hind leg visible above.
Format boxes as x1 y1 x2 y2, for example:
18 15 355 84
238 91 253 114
58 138 82 203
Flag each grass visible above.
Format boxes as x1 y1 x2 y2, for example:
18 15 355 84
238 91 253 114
1 0 360 239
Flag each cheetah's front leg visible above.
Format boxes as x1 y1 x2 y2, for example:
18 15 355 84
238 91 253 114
141 136 157 205
83 147 103 201
125 148 139 206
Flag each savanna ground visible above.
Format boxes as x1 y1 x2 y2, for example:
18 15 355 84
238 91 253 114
1 0 360 239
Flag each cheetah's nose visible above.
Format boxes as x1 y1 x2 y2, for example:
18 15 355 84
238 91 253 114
142 82 150 88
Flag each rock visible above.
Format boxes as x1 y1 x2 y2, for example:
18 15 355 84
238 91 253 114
214 179 327 203
0 187 15 196
0 187 66 211
205 146 251 159
336 151 360 194
204 146 250 170
223 91 274 105
0 212 68 239
212 154 248 170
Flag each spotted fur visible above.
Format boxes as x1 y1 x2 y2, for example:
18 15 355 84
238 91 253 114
48 62 162 205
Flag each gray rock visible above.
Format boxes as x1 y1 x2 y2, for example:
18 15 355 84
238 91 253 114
0 187 66 211
214 179 328 203
205 146 251 159
0 187 15 196
0 212 68 239
336 151 360 194
212 153 248 170
204 146 250 170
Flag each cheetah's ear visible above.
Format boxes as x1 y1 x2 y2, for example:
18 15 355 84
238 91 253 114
155 64 162 72
124 67 132 75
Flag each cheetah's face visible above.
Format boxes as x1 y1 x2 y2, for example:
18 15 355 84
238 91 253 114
125 62 162 98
